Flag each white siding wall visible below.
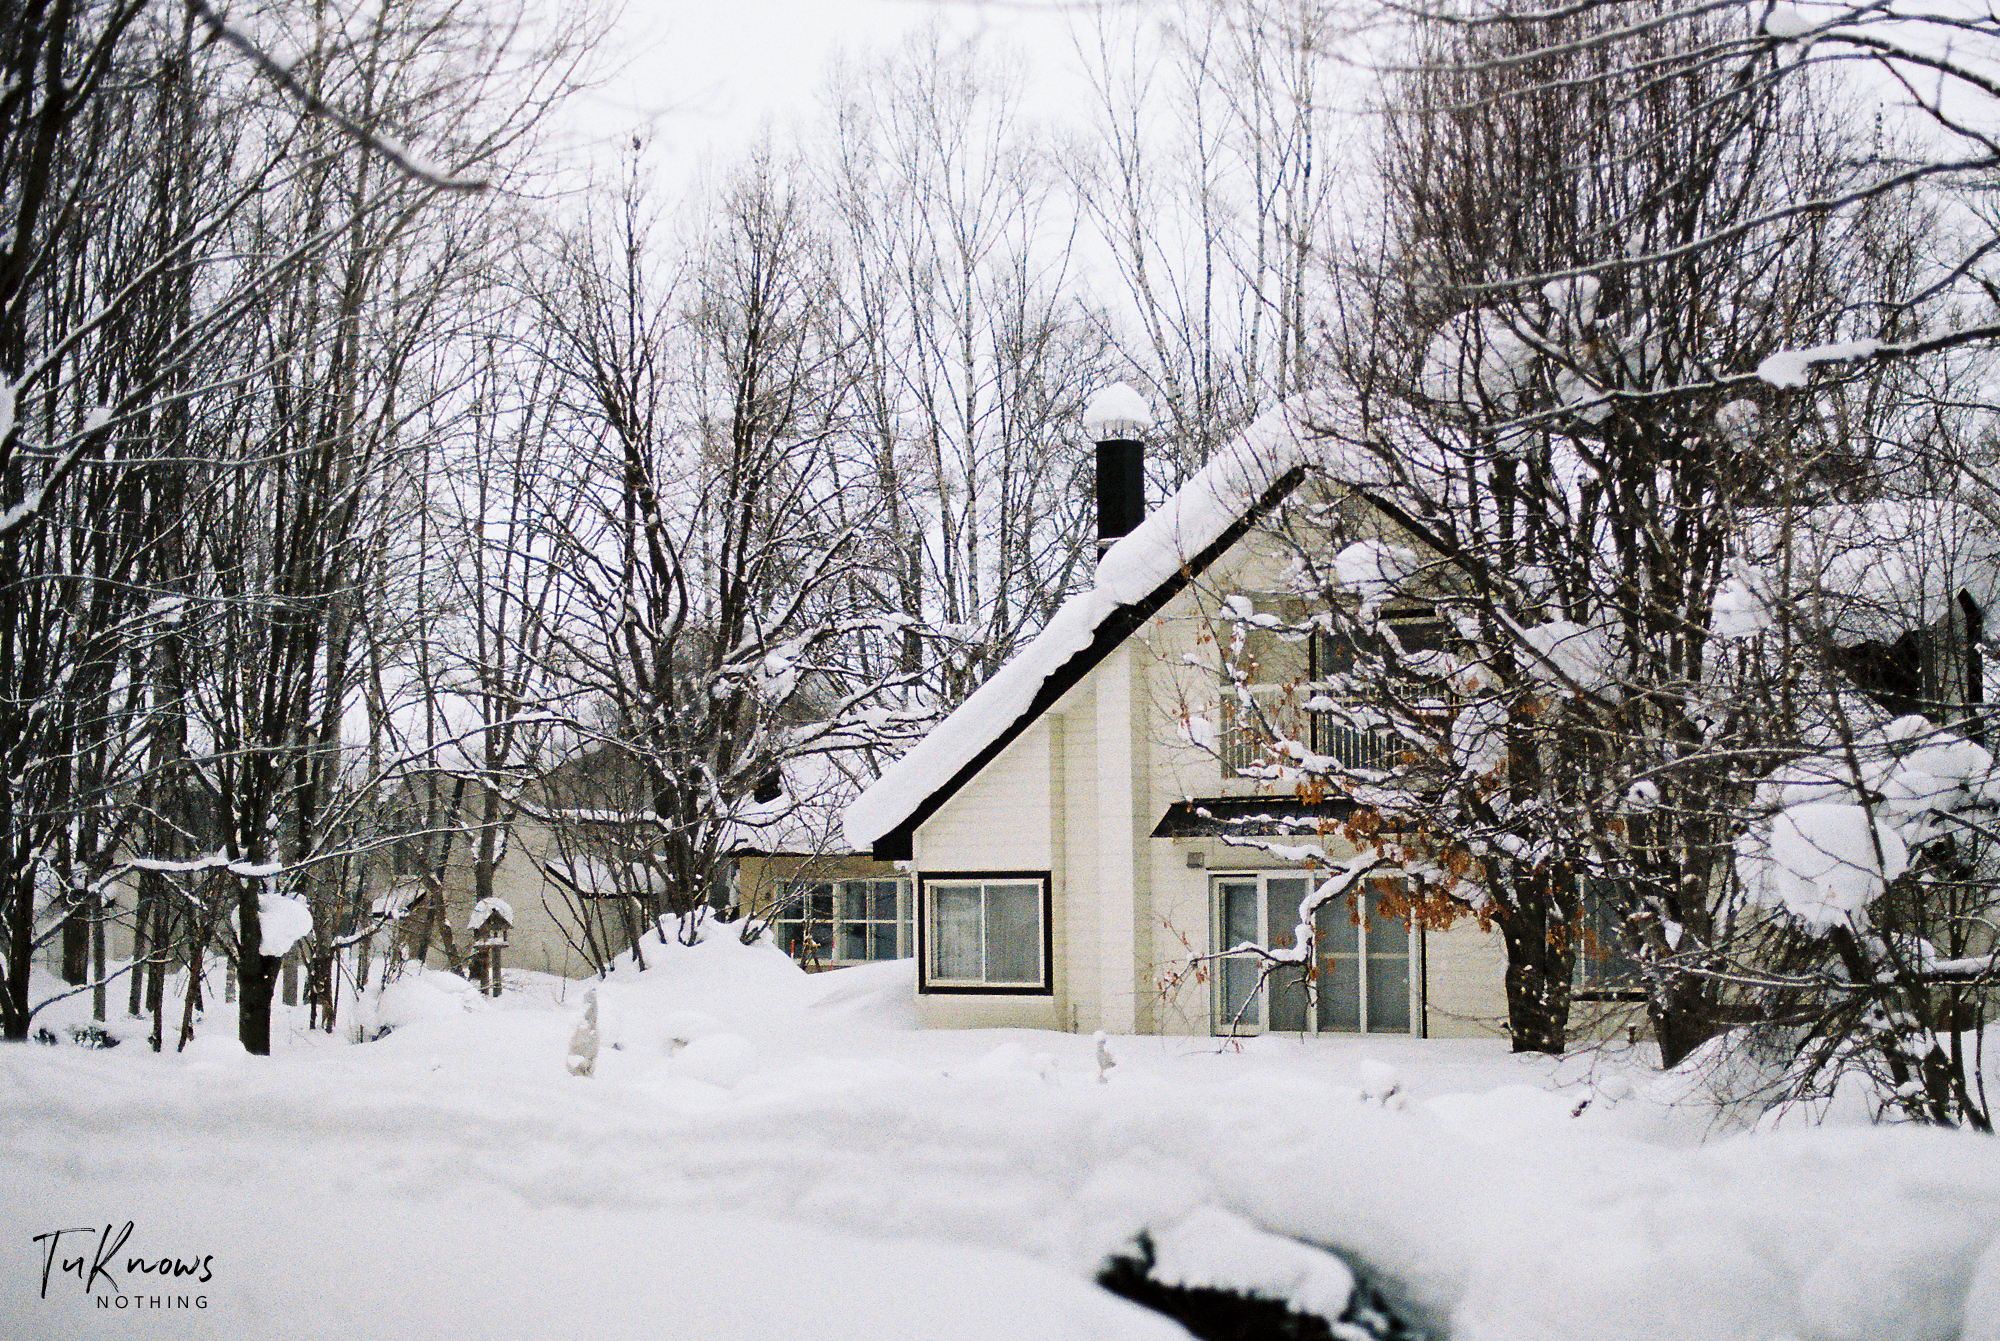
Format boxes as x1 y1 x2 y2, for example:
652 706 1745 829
908 524 1513 1040
912 719 1064 1030
914 721 1053 870
1420 923 1510 1039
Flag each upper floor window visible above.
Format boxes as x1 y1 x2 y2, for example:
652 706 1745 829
1307 612 1454 771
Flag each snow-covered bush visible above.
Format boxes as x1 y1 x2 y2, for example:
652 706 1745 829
1734 717 2000 1127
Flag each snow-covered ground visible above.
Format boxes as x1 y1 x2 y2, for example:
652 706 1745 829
8 931 2000 1340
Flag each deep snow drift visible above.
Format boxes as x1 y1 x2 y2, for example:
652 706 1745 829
7 927 2000 1340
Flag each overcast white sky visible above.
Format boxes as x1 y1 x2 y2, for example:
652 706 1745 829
566 0 1092 177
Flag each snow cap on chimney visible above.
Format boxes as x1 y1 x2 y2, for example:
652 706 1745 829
1083 382 1154 441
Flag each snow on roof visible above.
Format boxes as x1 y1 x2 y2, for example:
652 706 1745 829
541 855 667 897
371 883 423 919
467 896 514 929
1752 499 2000 641
843 396 1324 852
1082 381 1155 439
724 748 874 856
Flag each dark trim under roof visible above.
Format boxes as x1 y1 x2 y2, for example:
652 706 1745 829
1151 796 1358 838
872 465 1310 861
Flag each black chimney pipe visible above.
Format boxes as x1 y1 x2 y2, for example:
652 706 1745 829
1096 437 1144 549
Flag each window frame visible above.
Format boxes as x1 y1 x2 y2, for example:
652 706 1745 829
916 870 1055 996
1210 870 1419 1036
771 878 913 967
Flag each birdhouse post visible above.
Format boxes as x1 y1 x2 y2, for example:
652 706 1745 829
467 898 514 998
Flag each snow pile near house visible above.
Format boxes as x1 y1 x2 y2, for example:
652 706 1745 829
844 395 1325 851
1145 1205 1355 1318
366 966 482 1033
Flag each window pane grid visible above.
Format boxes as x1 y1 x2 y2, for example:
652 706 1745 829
775 879 912 965
1214 873 1413 1036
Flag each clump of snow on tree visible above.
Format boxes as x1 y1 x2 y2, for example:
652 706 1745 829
1755 338 1882 387
1517 620 1616 692
1753 803 1910 927
1711 560 1775 638
1739 718 2000 927
1420 309 1541 408
1333 539 1420 613
1540 275 1601 329
256 892 315 957
1714 398 1760 445
1760 3 1817 39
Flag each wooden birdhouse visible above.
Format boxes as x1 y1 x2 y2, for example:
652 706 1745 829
466 898 514 998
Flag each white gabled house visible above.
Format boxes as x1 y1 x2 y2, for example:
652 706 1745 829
843 394 1515 1038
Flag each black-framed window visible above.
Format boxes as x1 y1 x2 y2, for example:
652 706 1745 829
917 872 1053 994
773 879 912 966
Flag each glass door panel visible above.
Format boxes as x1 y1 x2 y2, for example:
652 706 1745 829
1265 877 1311 1033
1214 874 1415 1035
1217 879 1262 1032
1366 892 1413 1031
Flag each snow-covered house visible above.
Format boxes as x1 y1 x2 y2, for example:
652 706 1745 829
843 392 1513 1038
376 748 911 982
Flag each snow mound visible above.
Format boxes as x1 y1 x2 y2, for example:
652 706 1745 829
1148 1205 1355 1320
673 1033 757 1087
808 957 919 1027
370 969 479 1032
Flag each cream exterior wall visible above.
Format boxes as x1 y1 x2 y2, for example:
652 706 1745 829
907 522 1510 1037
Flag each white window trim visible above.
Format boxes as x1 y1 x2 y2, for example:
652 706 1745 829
1210 870 1418 1036
916 872 1053 995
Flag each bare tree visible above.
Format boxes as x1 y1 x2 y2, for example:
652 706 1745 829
1215 6 1937 1057
526 156 925 949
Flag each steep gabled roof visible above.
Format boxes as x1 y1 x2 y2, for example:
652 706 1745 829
843 399 1327 861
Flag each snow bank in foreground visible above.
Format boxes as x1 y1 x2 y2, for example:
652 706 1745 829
13 934 2000 1340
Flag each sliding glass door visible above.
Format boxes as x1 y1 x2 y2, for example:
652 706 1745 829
1212 873 1413 1035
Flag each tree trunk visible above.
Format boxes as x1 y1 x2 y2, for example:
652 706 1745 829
1497 896 1575 1054
60 901 87 985
239 953 278 1056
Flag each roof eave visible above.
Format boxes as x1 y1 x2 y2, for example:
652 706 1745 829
870 464 1311 863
